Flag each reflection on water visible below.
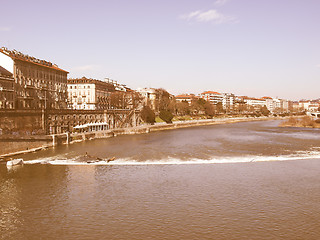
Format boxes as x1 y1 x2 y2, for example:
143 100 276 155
2 161 320 239
1 120 320 239
0 176 21 239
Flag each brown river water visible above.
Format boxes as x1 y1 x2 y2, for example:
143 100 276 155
1 120 320 239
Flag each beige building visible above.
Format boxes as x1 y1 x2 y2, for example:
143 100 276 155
243 97 266 109
0 47 68 109
0 66 14 109
175 94 197 105
199 91 223 105
68 77 115 110
136 87 157 110
222 93 235 110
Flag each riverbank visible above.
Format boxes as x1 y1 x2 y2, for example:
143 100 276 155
279 116 320 129
0 116 287 160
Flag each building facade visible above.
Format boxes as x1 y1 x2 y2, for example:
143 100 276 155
175 94 197 105
243 97 266 109
0 47 68 109
136 87 157 110
68 77 115 110
0 66 14 109
199 91 223 105
222 93 235 110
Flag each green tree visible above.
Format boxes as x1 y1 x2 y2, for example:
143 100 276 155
159 110 174 123
204 102 215 117
176 101 190 116
216 102 224 113
155 88 172 112
190 98 206 115
141 106 155 124
260 105 270 116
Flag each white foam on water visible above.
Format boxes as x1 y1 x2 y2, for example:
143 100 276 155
23 157 59 165
22 150 320 166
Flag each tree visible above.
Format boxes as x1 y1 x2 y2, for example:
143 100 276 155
216 102 224 113
141 106 155 124
236 101 247 114
154 88 176 113
190 98 206 115
159 110 173 123
176 101 190 116
260 105 270 116
204 102 215 117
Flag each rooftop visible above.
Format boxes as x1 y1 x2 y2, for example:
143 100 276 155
175 94 195 98
0 47 69 73
201 91 221 95
68 77 116 91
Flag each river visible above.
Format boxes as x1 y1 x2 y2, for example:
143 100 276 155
1 120 320 239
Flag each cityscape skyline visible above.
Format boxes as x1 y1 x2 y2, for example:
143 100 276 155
1 0 319 100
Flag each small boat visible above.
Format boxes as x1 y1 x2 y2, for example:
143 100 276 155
7 158 24 167
107 157 116 163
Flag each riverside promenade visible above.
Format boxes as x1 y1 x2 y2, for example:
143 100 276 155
0 116 286 159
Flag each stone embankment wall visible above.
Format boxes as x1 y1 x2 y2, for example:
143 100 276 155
0 110 44 135
0 141 50 156
0 136 52 156
69 116 281 141
1 116 285 159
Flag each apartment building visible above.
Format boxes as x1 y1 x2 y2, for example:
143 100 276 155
199 91 223 105
222 93 234 110
175 94 197 105
243 97 266 109
0 66 14 109
68 77 115 110
0 47 68 109
136 88 157 110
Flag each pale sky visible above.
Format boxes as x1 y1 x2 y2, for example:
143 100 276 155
0 0 319 100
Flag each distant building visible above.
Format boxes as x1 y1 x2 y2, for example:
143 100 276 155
0 47 69 109
175 94 197 105
199 91 223 105
280 99 290 112
300 100 320 112
104 78 128 92
222 93 235 110
292 101 300 111
0 66 14 109
68 77 115 110
136 87 157 110
262 97 290 113
262 97 274 112
243 97 266 109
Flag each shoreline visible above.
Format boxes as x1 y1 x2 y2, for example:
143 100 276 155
0 116 286 160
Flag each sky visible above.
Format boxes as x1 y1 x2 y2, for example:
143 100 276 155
0 0 319 100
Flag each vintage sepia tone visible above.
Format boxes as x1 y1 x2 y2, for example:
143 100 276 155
1 0 320 239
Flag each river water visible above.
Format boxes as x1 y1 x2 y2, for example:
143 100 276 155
1 120 320 239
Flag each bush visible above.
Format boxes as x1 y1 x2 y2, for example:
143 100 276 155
301 116 314 127
260 106 270 116
141 106 155 124
287 117 298 125
159 110 173 123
